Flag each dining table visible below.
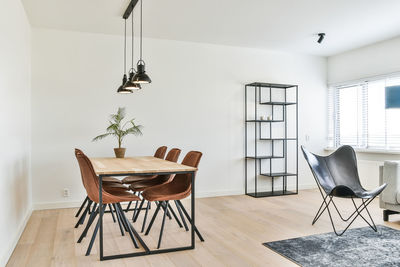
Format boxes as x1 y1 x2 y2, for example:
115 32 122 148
90 156 197 261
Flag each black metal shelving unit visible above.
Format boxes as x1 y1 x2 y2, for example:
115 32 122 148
245 82 298 198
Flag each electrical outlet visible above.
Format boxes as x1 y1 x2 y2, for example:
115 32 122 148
63 188 70 197
305 134 310 142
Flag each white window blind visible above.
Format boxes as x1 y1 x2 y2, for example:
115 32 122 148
328 75 400 151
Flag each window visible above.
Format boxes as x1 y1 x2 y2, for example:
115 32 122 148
328 75 400 151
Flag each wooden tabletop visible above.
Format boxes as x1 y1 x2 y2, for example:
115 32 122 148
90 156 197 175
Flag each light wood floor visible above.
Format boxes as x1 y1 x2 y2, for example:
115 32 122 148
7 189 400 267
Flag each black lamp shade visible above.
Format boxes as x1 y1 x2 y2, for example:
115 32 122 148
117 74 133 94
117 86 133 94
132 61 151 84
124 71 142 90
385 85 400 109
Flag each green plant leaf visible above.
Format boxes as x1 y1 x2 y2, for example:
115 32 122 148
92 107 142 147
92 133 112 142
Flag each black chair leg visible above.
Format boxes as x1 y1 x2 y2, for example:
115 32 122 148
312 194 333 225
75 200 93 228
145 202 162 235
115 203 129 232
133 198 146 222
77 203 98 243
177 200 205 241
80 200 93 225
113 204 125 236
116 203 139 248
75 196 88 217
159 201 172 220
175 200 189 231
132 192 141 221
125 201 132 212
141 201 151 233
85 204 106 256
108 204 116 223
320 195 377 236
157 201 169 249
352 198 377 231
167 204 183 228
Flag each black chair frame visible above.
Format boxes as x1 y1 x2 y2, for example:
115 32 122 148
302 145 386 236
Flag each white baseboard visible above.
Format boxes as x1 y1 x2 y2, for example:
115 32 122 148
298 183 318 190
33 184 318 210
196 189 244 198
1 206 33 267
33 200 82 210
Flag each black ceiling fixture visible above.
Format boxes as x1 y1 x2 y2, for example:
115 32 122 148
117 19 133 94
117 0 150 94
123 6 141 90
132 0 152 84
317 33 325 44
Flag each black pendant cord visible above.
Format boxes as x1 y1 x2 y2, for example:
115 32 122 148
131 9 135 71
124 19 127 75
140 0 143 61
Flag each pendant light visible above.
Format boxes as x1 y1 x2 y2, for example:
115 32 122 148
124 7 141 90
117 19 133 94
132 0 151 84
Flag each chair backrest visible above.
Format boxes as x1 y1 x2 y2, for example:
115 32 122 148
154 146 167 159
156 148 182 184
165 148 181 163
169 151 202 193
75 148 104 203
301 145 363 195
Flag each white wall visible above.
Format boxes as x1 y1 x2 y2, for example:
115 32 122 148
328 37 400 163
328 36 400 84
31 28 327 208
0 0 32 265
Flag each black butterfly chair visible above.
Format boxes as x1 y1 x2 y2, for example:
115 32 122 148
301 145 387 236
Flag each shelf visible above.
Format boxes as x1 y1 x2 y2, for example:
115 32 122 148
246 82 296 89
245 81 298 199
261 172 297 177
246 190 297 198
246 120 284 123
259 138 297 141
260 101 297 105
245 156 284 159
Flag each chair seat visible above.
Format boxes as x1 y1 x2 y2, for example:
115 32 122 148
103 183 130 193
103 190 140 204
129 177 170 191
330 184 387 199
122 175 157 184
142 184 191 202
102 177 122 184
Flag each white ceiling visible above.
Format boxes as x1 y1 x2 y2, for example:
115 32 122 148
22 0 400 56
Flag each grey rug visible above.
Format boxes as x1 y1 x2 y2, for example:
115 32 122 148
264 225 400 267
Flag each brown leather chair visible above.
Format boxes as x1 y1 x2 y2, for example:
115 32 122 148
122 146 167 184
142 151 204 248
121 146 168 213
75 149 141 256
130 148 181 232
75 166 129 227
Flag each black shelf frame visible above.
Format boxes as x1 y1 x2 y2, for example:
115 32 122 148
245 82 298 198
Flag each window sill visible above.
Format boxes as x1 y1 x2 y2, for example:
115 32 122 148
324 147 400 155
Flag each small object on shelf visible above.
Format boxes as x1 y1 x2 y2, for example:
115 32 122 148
245 82 298 198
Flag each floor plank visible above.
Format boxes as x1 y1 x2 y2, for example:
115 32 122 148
7 189 400 266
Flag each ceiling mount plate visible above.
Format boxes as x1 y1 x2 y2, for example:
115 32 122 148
123 0 139 19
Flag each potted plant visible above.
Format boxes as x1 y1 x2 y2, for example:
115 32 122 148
93 107 143 158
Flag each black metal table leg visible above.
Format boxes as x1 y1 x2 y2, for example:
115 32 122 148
96 170 197 261
99 175 104 260
191 171 195 249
